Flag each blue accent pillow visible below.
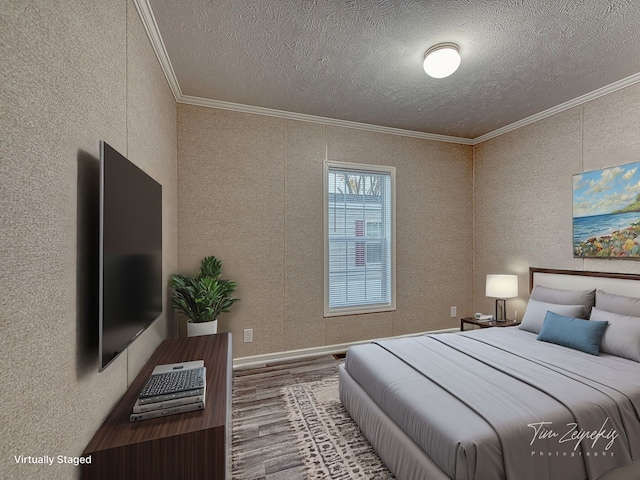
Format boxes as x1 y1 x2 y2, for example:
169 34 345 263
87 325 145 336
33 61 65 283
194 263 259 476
537 311 608 355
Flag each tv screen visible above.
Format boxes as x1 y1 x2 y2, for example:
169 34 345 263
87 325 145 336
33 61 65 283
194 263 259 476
99 141 162 371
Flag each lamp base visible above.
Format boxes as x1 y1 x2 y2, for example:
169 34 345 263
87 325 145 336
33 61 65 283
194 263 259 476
495 298 507 322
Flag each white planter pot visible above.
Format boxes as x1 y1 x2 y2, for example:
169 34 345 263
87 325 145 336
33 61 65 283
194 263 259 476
187 319 218 337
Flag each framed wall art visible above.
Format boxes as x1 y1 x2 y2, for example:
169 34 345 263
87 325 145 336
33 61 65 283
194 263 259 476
573 161 640 258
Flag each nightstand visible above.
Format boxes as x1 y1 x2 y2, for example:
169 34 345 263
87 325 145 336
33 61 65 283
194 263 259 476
460 317 522 331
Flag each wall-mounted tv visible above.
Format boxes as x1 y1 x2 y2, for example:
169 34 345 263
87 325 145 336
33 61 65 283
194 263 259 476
99 141 162 371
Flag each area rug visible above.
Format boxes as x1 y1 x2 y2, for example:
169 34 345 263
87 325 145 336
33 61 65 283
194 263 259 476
282 373 395 479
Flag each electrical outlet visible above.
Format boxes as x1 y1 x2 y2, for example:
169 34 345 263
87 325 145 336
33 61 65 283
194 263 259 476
450 306 457 317
243 328 253 343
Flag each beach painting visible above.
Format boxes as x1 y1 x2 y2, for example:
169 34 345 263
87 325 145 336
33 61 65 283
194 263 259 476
573 161 640 258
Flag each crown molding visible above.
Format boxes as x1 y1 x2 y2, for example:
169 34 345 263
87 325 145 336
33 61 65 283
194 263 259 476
471 72 640 145
178 95 474 145
132 0 470 144
134 0 640 147
132 0 182 101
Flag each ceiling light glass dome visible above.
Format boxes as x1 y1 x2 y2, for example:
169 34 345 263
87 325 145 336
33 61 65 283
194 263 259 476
423 43 461 79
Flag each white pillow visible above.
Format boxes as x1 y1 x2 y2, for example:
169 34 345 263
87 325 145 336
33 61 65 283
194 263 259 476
590 307 640 362
519 299 585 334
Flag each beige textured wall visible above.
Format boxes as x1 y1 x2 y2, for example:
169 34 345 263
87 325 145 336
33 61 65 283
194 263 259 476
1 1 177 479
473 83 640 317
177 105 474 358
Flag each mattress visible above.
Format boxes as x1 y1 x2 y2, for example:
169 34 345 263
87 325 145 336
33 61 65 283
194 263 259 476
342 327 640 480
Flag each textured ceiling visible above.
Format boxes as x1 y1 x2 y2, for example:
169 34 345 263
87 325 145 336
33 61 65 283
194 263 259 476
147 0 640 140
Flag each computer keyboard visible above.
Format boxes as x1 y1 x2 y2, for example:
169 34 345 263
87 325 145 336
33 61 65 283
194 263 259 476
139 367 206 398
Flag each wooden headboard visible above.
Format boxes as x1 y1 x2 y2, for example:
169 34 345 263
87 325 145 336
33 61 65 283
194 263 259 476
529 267 640 297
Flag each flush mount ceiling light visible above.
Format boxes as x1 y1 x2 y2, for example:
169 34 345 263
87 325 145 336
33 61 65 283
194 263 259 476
423 43 461 79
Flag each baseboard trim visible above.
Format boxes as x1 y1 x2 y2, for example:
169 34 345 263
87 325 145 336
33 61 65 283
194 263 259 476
232 327 459 369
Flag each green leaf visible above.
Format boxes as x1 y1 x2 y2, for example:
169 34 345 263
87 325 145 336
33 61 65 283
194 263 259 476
169 256 239 323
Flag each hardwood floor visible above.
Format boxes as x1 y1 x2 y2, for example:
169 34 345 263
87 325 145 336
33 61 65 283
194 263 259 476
232 355 342 480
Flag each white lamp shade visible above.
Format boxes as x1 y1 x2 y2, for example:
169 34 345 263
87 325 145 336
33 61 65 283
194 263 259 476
486 274 518 299
423 44 461 79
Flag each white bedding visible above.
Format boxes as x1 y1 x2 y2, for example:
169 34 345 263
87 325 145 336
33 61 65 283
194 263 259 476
342 327 640 480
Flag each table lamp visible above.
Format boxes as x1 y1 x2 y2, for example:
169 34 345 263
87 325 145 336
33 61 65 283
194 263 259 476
486 274 518 322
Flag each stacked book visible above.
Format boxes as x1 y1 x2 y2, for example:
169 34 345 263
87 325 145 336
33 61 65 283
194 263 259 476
130 360 207 422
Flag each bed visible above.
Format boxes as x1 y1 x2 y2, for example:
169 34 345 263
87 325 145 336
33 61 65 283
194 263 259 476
339 267 640 480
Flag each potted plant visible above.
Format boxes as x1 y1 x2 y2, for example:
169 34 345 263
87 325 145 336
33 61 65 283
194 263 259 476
171 256 239 337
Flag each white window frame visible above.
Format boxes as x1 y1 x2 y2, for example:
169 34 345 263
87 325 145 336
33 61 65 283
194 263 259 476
323 161 397 317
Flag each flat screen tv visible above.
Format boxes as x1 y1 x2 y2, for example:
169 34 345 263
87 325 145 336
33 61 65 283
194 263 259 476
99 141 162 371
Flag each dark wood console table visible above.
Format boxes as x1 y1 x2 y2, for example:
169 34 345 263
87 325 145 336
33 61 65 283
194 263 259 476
82 333 232 480
460 317 521 331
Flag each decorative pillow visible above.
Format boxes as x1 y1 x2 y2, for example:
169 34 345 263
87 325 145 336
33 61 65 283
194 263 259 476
519 299 585 334
596 290 640 317
530 285 595 318
537 311 608 356
590 307 640 362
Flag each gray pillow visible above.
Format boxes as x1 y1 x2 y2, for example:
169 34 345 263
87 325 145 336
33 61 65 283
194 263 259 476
596 290 640 317
590 307 640 362
530 285 595 318
519 299 586 334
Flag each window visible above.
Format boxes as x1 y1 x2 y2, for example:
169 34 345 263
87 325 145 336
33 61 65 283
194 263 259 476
324 162 396 316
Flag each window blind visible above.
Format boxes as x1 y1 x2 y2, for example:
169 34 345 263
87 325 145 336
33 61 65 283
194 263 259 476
326 164 394 314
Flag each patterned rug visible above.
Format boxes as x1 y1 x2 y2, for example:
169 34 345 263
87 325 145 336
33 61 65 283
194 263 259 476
282 373 395 479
